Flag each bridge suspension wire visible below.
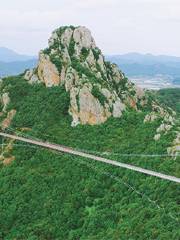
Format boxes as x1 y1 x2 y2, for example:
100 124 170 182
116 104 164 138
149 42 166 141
72 155 179 222
0 140 178 222
3 126 179 158
0 131 179 222
0 131 180 184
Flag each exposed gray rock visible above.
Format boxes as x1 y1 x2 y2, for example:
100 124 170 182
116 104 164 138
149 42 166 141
144 112 158 122
1 93 10 112
86 50 96 67
1 109 16 130
97 55 106 74
156 123 172 133
24 26 161 127
73 27 96 49
113 99 125 118
154 134 161 141
78 86 110 125
48 32 59 47
69 87 80 127
61 28 73 47
167 130 180 158
110 64 124 84
24 69 40 84
37 53 60 87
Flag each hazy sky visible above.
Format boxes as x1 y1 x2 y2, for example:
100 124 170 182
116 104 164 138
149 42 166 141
1 0 180 56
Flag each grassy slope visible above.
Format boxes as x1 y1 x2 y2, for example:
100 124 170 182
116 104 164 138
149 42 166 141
0 76 179 240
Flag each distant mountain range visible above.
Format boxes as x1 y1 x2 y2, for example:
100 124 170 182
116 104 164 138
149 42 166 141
0 47 37 77
106 53 180 87
0 47 36 62
0 59 37 77
0 48 180 88
106 52 180 65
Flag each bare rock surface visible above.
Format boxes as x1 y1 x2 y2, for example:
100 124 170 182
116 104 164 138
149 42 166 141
1 109 16 130
25 26 147 126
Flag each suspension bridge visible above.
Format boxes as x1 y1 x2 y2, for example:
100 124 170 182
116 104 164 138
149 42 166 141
0 132 180 184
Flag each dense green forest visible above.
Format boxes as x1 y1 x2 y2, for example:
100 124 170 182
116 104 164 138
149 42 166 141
0 76 179 239
157 88 180 115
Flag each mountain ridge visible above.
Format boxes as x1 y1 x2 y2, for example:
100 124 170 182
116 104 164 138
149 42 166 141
0 47 36 62
106 53 180 78
106 52 180 64
24 26 148 126
1 47 180 87
0 47 37 77
106 53 180 87
0 59 37 78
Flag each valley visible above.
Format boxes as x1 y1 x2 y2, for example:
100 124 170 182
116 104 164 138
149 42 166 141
130 75 179 90
106 53 180 89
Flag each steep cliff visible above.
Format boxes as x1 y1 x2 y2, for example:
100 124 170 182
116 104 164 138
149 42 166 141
25 26 146 126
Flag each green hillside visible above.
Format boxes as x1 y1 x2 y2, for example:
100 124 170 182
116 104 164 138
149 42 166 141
157 88 180 115
0 76 179 240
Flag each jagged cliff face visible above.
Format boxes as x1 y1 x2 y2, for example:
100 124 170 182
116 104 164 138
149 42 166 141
25 26 146 126
0 26 179 157
22 26 180 155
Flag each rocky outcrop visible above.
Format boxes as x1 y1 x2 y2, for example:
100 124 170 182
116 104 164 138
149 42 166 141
24 23 178 162
37 53 60 87
25 26 146 126
0 92 10 112
77 86 109 125
0 82 16 130
144 102 176 141
0 139 15 165
1 109 16 130
144 101 179 155
167 131 180 158
24 69 40 84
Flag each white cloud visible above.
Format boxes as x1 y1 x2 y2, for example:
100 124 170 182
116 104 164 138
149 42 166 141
0 0 180 56
74 0 118 9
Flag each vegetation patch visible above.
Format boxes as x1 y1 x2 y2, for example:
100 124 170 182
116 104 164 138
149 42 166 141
56 26 69 38
71 57 96 79
81 47 90 60
43 47 51 55
76 93 80 111
91 85 107 106
157 88 180 115
0 75 179 240
68 37 75 56
92 48 101 61
50 54 62 73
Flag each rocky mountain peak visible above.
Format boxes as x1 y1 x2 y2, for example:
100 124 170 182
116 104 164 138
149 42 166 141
49 26 97 53
24 26 147 126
